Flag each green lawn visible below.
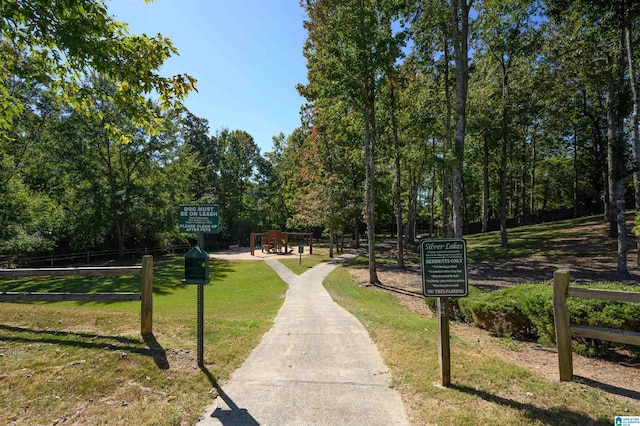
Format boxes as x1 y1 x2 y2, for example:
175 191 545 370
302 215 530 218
0 257 287 425
279 252 331 274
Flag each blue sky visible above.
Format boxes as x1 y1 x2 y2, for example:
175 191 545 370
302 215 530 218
107 0 309 153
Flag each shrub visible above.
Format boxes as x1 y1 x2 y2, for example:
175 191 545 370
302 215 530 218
430 282 640 359
458 284 540 339
423 286 482 322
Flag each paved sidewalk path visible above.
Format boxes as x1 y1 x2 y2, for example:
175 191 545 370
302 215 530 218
197 254 410 425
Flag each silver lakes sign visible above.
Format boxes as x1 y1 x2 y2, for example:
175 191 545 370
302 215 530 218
420 238 468 297
178 205 219 234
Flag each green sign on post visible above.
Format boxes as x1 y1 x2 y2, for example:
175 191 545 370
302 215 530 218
421 238 468 387
179 205 219 234
178 204 218 368
421 238 468 297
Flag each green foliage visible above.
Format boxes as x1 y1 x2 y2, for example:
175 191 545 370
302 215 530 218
0 180 64 255
633 213 640 238
424 286 484 322
458 285 540 339
0 2 202 258
209 129 263 240
438 283 640 358
0 0 196 135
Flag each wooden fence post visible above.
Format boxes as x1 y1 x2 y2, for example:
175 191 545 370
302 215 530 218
553 269 573 381
141 255 153 336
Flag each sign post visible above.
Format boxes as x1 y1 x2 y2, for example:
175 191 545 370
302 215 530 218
298 245 304 266
421 238 468 387
179 204 219 368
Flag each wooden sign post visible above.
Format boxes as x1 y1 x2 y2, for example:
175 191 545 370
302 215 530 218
437 296 451 385
421 239 468 387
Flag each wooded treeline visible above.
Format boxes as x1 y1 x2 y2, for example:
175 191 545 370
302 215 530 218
293 0 640 281
2 0 640 279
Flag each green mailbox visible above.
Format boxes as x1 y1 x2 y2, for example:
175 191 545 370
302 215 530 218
183 245 210 284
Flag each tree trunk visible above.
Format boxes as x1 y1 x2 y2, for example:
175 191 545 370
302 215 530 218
103 134 126 260
405 169 417 245
499 137 509 248
442 167 450 237
364 79 378 284
623 3 640 268
606 35 628 278
450 0 471 238
625 11 640 211
482 136 490 232
390 79 404 269
530 128 536 214
573 130 579 218
116 218 126 261
329 226 334 258
582 89 609 220
443 40 452 239
430 143 436 237
499 55 510 248
520 131 527 218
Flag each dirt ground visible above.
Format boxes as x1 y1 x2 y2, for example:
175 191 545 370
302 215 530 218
209 246 321 261
209 226 640 407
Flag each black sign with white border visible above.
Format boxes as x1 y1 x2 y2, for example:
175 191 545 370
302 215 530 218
421 238 468 297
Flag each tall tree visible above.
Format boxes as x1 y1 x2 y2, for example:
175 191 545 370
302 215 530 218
450 0 473 238
474 0 541 246
213 129 262 241
300 0 404 283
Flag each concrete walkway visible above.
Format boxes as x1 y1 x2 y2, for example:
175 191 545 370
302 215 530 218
197 254 410 425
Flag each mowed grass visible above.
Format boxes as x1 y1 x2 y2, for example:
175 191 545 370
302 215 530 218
0 257 287 425
323 267 637 425
463 214 630 260
279 249 331 275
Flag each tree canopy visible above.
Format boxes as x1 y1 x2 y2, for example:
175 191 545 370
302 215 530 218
2 0 640 279
0 0 196 135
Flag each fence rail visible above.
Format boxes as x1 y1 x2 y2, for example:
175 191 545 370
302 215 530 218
0 255 153 336
0 292 141 302
0 245 190 268
1 240 253 268
0 266 142 277
552 269 640 381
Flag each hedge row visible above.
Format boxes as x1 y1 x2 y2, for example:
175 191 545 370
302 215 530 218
425 283 640 358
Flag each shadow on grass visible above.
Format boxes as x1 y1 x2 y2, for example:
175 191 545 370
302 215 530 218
200 366 259 425
143 333 169 370
0 324 169 369
574 375 640 402
0 258 234 301
464 215 625 261
450 384 609 425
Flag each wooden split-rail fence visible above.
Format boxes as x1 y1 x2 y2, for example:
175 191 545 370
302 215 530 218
0 255 153 336
553 269 640 381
